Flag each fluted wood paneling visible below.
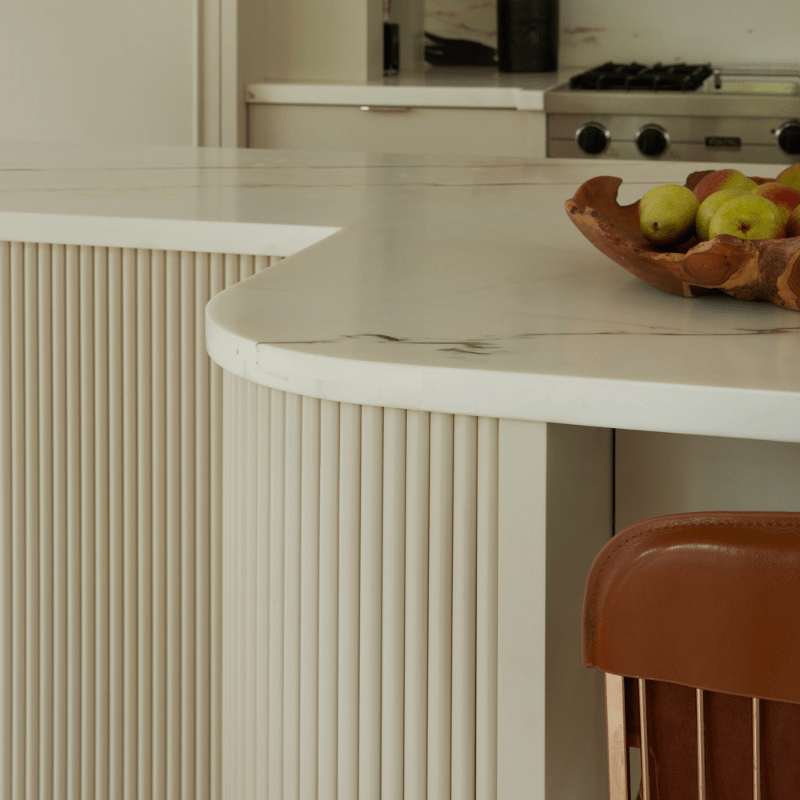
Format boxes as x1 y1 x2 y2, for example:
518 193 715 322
222 378 501 799
452 415 479 800
318 399 340 800
476 417 500 800
428 412 455 799
404 409 430 800
0 243 283 800
337 403 360 799
0 246 11 800
284 391 302 800
382 407 405 800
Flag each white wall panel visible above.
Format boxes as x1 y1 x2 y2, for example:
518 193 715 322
0 2 194 145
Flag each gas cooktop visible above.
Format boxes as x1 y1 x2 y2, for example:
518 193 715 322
545 62 800 163
569 62 713 92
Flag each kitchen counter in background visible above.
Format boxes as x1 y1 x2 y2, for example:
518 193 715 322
244 66 580 157
245 66 577 110
2 141 799 800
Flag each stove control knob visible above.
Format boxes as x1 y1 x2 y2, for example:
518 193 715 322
635 124 669 157
575 122 610 155
776 121 800 155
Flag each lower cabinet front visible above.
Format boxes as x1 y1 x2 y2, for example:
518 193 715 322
247 103 547 159
221 373 613 800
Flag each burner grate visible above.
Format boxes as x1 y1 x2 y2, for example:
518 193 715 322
569 62 713 91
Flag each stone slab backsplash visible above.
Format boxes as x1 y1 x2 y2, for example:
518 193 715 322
424 0 800 68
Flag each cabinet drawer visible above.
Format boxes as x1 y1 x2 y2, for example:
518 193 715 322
248 103 545 158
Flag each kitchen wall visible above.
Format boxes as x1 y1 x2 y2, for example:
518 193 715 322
3 0 797 147
0 0 196 146
424 0 800 68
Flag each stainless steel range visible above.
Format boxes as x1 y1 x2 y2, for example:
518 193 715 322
545 62 800 163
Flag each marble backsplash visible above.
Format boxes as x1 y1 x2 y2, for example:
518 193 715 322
423 0 800 69
425 0 496 50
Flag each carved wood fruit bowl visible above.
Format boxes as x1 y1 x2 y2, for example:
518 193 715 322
565 171 800 311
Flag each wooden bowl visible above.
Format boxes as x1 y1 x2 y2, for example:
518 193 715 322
565 171 800 311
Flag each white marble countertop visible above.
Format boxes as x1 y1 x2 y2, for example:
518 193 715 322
1 140 798 442
246 66 576 111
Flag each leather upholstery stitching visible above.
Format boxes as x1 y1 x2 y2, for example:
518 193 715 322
585 514 800 646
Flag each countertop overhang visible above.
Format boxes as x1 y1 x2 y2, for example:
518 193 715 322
245 67 577 110
1 140 798 442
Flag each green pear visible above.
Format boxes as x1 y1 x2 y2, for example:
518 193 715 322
639 184 699 247
708 194 786 240
696 188 749 241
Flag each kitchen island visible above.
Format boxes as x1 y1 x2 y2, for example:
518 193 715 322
1 141 799 800
204 150 800 800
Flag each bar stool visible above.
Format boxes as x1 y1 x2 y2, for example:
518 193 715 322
582 511 800 800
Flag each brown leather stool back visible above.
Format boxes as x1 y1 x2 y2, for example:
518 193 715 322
583 511 800 800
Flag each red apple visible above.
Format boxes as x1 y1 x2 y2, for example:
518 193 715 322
776 163 800 192
787 206 800 238
692 169 758 203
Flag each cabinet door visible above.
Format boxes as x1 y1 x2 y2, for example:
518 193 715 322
248 103 545 158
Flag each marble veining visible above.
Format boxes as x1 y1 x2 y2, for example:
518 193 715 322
1 141 798 441
260 326 800 347
425 0 497 50
250 324 800 369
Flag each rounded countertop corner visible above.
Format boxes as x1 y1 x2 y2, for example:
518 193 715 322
202 150 800 443
1 140 798 442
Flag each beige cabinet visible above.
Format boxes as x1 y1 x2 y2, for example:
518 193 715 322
247 103 547 158
221 375 611 800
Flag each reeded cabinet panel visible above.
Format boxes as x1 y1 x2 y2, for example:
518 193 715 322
222 376 502 799
0 242 283 800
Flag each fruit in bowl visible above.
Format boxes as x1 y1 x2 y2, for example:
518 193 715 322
638 184 699 246
751 182 800 222
777 163 800 192
695 188 749 241
789 206 800 238
684 168 799 243
633 168 799 250
564 165 800 311
707 194 787 240
692 168 758 203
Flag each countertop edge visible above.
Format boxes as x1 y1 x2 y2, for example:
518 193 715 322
205 305 800 442
245 82 561 111
0 211 341 257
